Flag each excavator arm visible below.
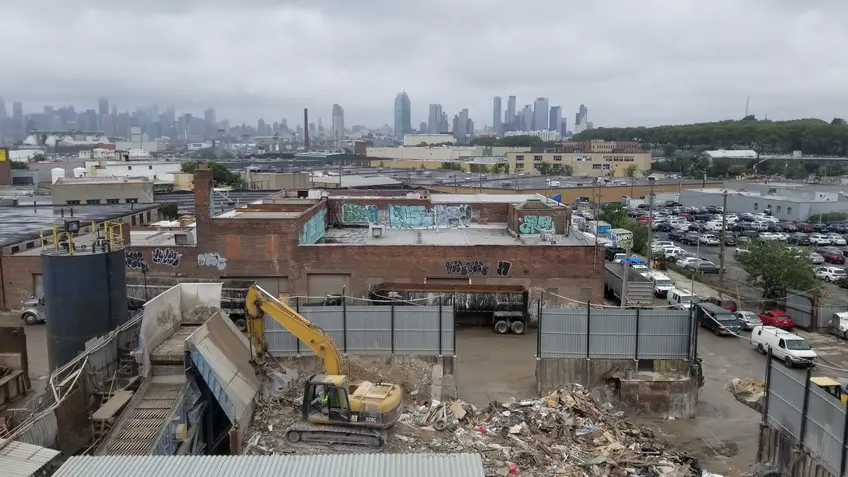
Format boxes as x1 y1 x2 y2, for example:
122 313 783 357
245 284 343 375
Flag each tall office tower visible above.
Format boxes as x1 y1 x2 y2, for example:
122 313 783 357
454 108 470 143
331 104 345 140
98 97 109 116
561 118 568 137
428 104 443 133
533 97 549 131
492 96 502 136
506 96 516 131
257 118 266 136
440 112 450 134
574 104 588 133
549 106 562 136
521 104 533 131
204 107 217 138
393 91 411 139
419 121 427 133
0 98 6 118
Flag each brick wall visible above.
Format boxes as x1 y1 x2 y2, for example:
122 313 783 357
328 197 508 226
1 255 42 308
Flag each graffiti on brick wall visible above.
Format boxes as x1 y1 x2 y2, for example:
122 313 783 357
444 260 511 276
125 250 148 270
152 248 182 267
197 252 227 270
341 204 379 224
386 204 479 229
519 215 554 234
300 209 327 244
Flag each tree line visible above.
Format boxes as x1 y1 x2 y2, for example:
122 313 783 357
572 117 848 157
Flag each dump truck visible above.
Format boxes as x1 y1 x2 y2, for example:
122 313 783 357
604 262 654 307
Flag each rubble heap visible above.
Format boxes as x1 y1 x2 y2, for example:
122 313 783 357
396 385 703 476
725 378 764 412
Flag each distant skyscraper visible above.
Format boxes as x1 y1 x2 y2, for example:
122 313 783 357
454 108 470 143
98 97 109 116
204 107 217 137
332 104 345 140
393 92 411 139
506 96 516 131
549 106 562 136
574 104 588 133
258 118 266 135
521 104 533 131
428 104 443 133
419 121 427 133
561 118 568 137
0 98 6 118
533 97 549 131
492 96 502 136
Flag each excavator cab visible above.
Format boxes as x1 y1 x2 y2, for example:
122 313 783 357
811 376 848 404
304 375 352 424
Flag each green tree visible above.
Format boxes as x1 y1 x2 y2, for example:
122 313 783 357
440 162 463 171
538 162 554 175
31 153 47 162
561 164 574 176
661 143 678 158
599 203 629 227
707 157 732 177
624 165 638 178
10 161 29 170
470 136 498 147
181 160 244 187
816 212 848 223
737 240 819 299
832 118 846 126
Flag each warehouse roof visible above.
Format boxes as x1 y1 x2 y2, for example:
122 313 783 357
0 440 61 477
53 453 485 477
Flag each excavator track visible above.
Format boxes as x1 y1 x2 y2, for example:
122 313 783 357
285 421 386 452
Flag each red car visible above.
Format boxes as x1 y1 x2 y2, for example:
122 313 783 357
796 223 814 233
757 310 794 329
706 296 738 312
818 249 846 264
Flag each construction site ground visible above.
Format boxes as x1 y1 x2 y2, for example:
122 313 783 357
0 310 49 395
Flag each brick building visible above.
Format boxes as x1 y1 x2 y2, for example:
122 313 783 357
3 169 606 312
125 169 603 308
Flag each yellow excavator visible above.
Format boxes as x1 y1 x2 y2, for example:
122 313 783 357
811 376 848 404
245 284 403 450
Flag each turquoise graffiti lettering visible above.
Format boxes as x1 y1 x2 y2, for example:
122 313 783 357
389 205 435 228
299 209 327 244
342 204 378 224
519 215 554 234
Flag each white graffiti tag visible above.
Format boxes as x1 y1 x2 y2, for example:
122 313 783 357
197 252 227 270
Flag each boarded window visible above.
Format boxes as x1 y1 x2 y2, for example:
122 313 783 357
226 235 241 259
265 235 277 259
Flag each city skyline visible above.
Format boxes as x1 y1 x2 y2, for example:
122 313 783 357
0 3 846 128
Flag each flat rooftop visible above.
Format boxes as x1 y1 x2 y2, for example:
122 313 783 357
687 188 848 203
317 224 586 246
0 203 158 249
131 229 191 246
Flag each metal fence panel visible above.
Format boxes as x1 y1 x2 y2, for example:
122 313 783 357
785 290 813 328
540 309 587 358
638 309 692 359
346 306 391 355
264 305 453 357
802 383 844 474
588 309 637 359
766 363 805 439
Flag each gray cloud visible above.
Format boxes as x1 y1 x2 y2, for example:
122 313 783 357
1 1 847 127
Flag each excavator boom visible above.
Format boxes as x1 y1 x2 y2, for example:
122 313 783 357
245 285 343 375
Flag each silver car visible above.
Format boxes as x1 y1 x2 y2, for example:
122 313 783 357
20 296 46 325
736 311 761 330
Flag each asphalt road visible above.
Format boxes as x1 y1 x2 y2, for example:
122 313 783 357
653 231 848 303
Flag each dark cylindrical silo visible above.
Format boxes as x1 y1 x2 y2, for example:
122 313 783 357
42 248 129 371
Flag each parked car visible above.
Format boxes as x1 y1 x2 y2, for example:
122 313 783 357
735 247 750 260
667 287 698 310
758 232 779 241
827 233 847 246
836 277 848 289
815 266 848 282
757 310 794 329
796 223 814 233
686 260 720 274
735 311 762 330
810 233 832 246
699 234 720 246
751 326 816 368
787 233 811 245
697 303 742 336
808 252 825 264
705 296 739 312
683 232 700 245
816 249 846 265
723 235 737 246
781 223 798 233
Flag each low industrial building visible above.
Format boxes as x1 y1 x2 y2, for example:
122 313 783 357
504 150 652 176
52 177 155 205
680 185 848 221
403 133 456 146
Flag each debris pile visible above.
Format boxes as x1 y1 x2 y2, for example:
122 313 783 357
395 385 705 476
725 378 764 412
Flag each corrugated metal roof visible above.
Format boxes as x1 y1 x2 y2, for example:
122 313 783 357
53 453 484 477
0 440 61 477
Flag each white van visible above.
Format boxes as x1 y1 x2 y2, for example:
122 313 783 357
649 272 674 298
668 287 697 309
751 326 817 368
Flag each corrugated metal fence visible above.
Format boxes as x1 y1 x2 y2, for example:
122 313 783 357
785 289 815 329
763 352 847 475
265 304 455 357
538 307 695 360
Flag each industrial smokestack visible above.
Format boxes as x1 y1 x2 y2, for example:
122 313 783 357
304 108 309 151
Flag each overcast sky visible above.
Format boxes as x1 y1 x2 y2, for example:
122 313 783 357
2 1 847 129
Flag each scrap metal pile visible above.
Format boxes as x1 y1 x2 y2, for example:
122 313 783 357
395 384 706 476
725 378 764 412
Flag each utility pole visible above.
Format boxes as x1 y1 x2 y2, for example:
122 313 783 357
621 248 631 308
646 181 655 270
719 190 728 292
